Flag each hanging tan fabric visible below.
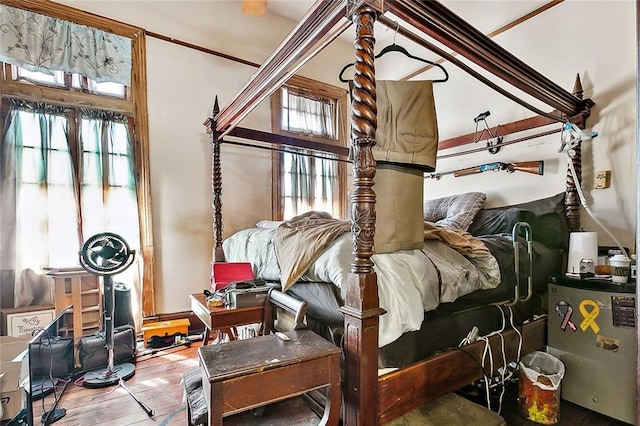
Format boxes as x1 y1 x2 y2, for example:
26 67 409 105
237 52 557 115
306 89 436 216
348 80 439 253
374 163 424 254
374 80 439 172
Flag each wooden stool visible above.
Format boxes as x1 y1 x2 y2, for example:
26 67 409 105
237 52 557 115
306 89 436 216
197 329 341 425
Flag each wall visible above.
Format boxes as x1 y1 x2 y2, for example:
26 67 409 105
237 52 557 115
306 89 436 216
54 1 636 314
55 0 355 313
426 1 637 252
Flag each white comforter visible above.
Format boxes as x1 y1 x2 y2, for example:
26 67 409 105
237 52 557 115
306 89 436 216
223 227 500 347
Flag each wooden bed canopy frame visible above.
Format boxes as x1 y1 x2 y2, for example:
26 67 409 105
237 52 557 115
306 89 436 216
205 1 595 424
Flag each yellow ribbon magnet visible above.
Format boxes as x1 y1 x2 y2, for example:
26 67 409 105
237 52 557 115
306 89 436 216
579 299 600 334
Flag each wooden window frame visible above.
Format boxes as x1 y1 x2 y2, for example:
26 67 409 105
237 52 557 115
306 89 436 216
270 75 349 220
0 0 155 316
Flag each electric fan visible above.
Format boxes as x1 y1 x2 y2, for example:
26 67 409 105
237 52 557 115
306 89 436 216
79 233 154 417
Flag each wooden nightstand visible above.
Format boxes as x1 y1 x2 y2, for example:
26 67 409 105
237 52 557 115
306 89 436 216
189 293 264 343
198 329 341 425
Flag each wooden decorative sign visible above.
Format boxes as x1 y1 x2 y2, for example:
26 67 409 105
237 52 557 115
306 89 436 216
0 306 56 337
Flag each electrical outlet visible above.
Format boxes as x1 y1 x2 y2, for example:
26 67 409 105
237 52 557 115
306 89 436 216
594 170 611 189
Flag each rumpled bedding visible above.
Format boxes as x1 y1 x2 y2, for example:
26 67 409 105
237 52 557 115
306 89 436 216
274 211 350 291
223 215 500 347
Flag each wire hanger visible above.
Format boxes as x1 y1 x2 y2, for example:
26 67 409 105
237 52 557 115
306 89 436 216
338 22 449 83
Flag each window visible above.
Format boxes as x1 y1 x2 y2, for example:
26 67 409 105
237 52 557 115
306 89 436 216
3 100 139 267
271 76 348 220
14 66 127 98
0 1 153 319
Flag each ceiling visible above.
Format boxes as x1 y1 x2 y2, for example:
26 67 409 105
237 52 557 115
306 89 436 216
264 0 553 55
261 0 561 140
266 1 549 33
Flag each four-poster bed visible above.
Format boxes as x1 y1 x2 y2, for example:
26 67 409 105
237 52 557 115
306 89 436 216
205 1 594 424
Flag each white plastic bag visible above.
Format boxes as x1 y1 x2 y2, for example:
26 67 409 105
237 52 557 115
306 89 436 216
519 351 565 391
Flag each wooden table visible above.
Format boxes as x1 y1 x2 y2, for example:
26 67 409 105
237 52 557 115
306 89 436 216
198 329 341 426
189 293 264 343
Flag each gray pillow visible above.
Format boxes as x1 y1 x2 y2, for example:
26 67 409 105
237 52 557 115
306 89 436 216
424 192 487 231
469 193 568 249
468 208 540 237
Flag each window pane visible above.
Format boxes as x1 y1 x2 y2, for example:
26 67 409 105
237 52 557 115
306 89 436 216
72 74 82 89
81 118 103 186
109 154 132 186
48 149 74 186
89 79 126 98
14 111 70 185
109 123 130 154
281 89 336 139
15 66 65 86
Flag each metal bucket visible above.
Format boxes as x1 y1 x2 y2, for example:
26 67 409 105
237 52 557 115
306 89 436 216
518 351 565 425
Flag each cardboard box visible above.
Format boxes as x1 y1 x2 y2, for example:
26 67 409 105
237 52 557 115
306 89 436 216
0 388 25 421
0 306 55 337
0 336 29 394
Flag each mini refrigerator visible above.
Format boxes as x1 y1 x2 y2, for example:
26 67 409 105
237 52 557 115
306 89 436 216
547 276 637 424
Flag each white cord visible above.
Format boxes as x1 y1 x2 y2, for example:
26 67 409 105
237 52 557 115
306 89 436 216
507 306 523 363
477 307 508 412
479 335 493 411
495 307 507 414
567 153 629 257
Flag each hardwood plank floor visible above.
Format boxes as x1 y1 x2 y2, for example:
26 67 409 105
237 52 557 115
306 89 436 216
25 341 320 426
20 340 631 425
31 344 200 425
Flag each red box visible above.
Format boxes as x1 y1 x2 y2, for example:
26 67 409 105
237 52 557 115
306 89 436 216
211 262 254 291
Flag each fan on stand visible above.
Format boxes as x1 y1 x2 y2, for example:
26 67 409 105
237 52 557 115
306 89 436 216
79 232 154 417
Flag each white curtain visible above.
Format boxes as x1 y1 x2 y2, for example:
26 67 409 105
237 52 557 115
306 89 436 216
1 101 142 327
0 103 75 307
78 109 142 327
0 5 131 85
282 88 335 138
281 87 339 219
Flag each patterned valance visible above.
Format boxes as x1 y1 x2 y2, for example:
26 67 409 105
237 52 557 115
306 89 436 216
0 5 131 85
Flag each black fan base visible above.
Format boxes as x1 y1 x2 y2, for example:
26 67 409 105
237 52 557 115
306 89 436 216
82 363 135 388
42 408 66 425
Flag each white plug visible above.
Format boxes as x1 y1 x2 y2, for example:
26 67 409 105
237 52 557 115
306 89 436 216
467 326 479 342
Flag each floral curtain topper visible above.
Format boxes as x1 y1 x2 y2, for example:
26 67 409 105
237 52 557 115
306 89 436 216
0 5 131 85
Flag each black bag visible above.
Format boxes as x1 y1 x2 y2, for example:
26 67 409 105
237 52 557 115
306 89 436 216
78 325 136 371
29 337 74 379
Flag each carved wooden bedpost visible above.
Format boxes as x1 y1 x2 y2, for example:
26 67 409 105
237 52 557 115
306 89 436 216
565 74 594 232
340 3 385 425
208 96 226 262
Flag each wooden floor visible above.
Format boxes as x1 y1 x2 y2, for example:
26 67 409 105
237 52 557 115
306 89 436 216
25 341 320 426
30 344 201 426
21 340 631 426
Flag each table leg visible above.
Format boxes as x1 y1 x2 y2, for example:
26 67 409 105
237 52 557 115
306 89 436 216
319 355 341 426
208 381 223 426
220 327 236 341
202 327 211 344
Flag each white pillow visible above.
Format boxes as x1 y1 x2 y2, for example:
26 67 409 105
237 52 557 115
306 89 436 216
424 192 487 231
256 220 283 229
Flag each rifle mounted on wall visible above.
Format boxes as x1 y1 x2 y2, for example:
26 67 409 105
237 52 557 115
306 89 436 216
427 161 544 180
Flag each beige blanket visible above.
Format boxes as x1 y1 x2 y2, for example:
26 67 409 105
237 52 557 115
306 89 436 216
275 214 492 291
274 212 350 291
423 221 490 255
